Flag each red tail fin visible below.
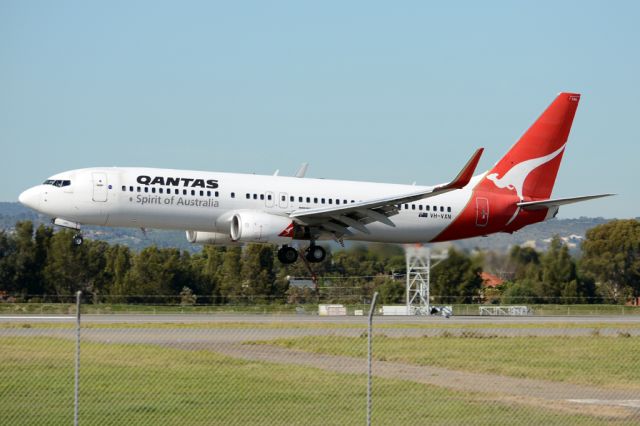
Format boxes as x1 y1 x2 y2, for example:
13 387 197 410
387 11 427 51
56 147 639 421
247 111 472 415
484 92 580 200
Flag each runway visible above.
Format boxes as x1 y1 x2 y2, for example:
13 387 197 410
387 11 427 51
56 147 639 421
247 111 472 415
2 314 640 338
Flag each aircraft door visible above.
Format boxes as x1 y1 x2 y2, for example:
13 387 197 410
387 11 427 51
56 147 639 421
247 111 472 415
92 173 108 202
279 192 288 208
265 191 275 208
475 197 489 227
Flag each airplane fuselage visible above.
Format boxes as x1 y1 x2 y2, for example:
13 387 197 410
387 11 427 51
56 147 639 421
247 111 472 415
21 167 486 244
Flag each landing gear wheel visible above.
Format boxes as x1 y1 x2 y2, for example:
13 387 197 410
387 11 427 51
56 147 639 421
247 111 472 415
72 234 84 246
305 245 326 263
277 246 299 264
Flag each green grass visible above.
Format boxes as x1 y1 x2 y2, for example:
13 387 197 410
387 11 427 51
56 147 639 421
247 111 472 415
0 337 630 425
263 334 640 391
2 320 640 331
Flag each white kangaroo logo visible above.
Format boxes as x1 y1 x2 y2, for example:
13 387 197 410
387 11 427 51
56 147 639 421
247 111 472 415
486 144 566 200
486 143 566 225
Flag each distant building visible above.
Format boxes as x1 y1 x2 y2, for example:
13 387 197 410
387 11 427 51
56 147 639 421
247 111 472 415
479 272 504 304
480 272 504 288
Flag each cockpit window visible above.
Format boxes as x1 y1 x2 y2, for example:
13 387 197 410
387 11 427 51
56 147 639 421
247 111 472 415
43 179 71 187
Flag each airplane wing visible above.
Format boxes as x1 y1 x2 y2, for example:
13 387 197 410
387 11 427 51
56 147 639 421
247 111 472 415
517 194 615 211
288 148 484 237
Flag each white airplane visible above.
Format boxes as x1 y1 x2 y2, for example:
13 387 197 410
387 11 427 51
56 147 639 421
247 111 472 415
19 93 612 264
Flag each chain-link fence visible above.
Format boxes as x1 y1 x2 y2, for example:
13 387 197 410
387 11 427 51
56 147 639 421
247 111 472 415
1 296 640 425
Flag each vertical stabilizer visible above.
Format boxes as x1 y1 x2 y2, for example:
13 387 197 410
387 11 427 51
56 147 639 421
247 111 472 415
485 92 580 200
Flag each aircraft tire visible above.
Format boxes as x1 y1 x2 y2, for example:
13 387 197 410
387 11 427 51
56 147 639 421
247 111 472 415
278 246 298 264
305 245 326 263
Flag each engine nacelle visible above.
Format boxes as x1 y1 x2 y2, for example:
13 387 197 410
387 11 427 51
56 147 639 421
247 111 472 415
230 210 294 244
185 230 240 246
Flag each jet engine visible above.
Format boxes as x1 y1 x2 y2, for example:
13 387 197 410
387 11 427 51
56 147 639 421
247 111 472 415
185 230 239 246
229 211 294 244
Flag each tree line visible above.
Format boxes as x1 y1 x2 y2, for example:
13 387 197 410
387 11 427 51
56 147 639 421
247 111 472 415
0 219 638 305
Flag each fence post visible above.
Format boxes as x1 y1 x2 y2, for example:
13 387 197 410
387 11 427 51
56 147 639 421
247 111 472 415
74 291 81 426
367 292 379 426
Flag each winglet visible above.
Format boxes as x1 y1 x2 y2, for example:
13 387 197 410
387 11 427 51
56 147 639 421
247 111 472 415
438 148 484 190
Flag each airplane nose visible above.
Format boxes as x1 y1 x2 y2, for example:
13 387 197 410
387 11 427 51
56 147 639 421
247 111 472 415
19 187 41 210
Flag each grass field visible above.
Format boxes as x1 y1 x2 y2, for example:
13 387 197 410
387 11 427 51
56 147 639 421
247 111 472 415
262 334 640 391
1 336 634 425
2 320 640 331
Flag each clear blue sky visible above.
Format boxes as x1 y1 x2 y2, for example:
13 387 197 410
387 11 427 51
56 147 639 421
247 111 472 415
1 1 638 218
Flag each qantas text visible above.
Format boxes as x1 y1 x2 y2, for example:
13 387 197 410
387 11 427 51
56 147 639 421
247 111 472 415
136 175 218 189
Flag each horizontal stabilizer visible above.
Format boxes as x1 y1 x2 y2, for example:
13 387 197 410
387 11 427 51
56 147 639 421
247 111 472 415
517 194 615 211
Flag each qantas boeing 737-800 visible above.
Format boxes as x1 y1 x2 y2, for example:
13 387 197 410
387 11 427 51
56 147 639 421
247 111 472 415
18 93 612 264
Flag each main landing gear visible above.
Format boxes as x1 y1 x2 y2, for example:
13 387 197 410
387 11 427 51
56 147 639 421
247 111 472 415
277 244 326 265
304 245 326 263
277 246 298 264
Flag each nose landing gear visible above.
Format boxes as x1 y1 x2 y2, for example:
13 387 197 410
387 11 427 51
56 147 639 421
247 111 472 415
72 234 84 246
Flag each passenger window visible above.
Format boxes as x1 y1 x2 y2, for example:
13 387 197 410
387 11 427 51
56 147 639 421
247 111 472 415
336 199 340 205
343 200 347 205
419 205 423 210
281 195 286 202
290 196 294 202
183 189 187 195
121 186 126 191
199 190 204 196
151 188 156 194
426 206 430 211
253 194 258 200
404 204 409 209
260 194 264 200
175 189 180 195
328 199 332 204
137 187 141 192
129 186 133 192
191 190 196 196
447 207 451 212
321 198 325 204
433 206 436 211
299 196 303 202
267 194 271 200
246 193 250 199
231 192 235 198
207 191 211 197
314 198 318 203
159 188 164 194
144 187 149 193
215 191 219 197
412 204 415 210
306 197 310 203
440 206 444 212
